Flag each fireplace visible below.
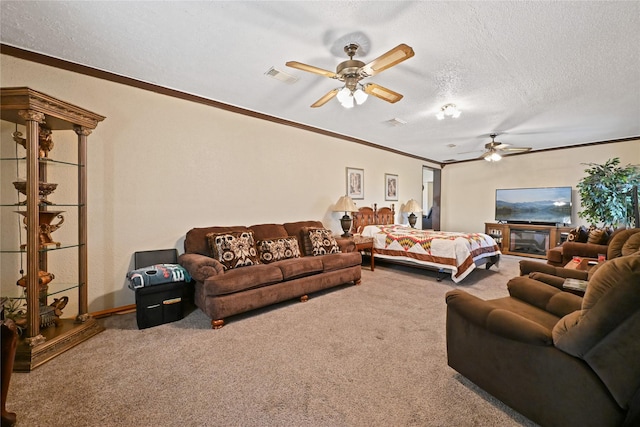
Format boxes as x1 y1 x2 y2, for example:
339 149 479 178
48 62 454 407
509 228 550 256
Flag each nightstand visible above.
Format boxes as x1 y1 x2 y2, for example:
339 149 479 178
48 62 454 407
352 235 375 271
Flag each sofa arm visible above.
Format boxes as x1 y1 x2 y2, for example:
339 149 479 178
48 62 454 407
445 290 553 346
178 253 225 282
335 237 356 253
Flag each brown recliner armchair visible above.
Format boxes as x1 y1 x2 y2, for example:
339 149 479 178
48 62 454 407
445 254 640 427
546 228 640 267
521 228 640 287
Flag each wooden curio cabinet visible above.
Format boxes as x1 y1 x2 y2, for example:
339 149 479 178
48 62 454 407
1 87 105 371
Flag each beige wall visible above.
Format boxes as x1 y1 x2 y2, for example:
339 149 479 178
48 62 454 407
441 140 640 233
0 55 433 311
2 55 638 312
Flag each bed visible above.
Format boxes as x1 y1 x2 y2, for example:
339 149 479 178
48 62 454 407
352 204 501 283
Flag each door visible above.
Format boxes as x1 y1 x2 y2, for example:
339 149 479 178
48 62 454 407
422 166 441 230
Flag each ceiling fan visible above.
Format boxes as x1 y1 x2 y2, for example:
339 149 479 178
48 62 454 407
481 133 532 161
286 43 414 108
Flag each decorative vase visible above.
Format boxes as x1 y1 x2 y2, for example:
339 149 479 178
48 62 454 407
16 210 65 249
12 181 58 205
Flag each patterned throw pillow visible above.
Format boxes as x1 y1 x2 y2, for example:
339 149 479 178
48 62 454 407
256 236 301 264
308 228 341 256
206 231 260 270
567 226 589 243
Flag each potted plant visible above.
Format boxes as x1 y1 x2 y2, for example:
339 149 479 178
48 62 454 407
577 157 640 228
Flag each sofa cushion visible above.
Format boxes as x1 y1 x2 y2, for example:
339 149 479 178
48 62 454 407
185 225 249 256
202 263 283 296
275 256 323 280
307 228 341 256
587 227 609 244
250 223 288 241
207 231 260 270
622 232 640 256
321 252 362 272
256 236 301 264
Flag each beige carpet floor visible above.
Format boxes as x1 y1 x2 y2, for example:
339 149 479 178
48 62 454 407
7 255 540 426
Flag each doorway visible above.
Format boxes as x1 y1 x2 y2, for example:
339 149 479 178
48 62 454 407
422 166 441 230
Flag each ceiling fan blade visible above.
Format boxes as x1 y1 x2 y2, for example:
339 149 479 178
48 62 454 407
363 83 403 103
285 61 337 79
360 43 415 76
500 146 532 153
310 88 340 108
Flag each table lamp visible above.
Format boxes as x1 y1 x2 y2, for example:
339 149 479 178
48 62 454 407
333 196 358 237
402 199 422 228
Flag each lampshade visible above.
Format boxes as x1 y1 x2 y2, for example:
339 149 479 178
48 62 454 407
402 199 423 213
353 88 368 105
333 195 358 213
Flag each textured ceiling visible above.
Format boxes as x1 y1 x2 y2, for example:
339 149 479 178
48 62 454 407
1 1 639 163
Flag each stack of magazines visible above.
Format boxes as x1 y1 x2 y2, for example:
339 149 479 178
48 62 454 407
563 278 588 292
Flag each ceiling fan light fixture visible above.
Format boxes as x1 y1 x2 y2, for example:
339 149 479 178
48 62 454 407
436 103 461 120
336 87 351 104
485 151 502 162
353 87 368 105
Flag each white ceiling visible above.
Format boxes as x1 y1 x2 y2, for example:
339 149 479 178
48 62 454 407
1 1 639 164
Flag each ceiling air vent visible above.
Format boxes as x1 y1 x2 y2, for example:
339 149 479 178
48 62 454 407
265 67 299 84
385 118 407 127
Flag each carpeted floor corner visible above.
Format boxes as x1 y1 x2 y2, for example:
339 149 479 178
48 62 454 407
6 255 539 426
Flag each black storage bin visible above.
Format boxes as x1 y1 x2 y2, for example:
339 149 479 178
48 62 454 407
132 249 187 329
135 281 186 329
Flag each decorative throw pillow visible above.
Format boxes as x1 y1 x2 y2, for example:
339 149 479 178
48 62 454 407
307 228 341 256
206 231 260 270
256 236 301 264
587 228 607 244
567 226 589 243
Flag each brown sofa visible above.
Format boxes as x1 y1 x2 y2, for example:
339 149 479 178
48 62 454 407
546 227 640 267
522 228 640 286
179 220 362 328
446 253 640 427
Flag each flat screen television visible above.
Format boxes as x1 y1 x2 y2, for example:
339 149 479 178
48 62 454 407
495 186 572 225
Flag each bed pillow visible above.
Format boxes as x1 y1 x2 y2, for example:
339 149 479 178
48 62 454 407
256 236 301 264
307 228 341 256
206 230 260 270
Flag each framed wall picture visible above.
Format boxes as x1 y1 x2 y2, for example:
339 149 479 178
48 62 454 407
385 173 398 201
346 167 364 199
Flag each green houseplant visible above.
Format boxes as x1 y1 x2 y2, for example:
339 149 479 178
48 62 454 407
577 157 640 228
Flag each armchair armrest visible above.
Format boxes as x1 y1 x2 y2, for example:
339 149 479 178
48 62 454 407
519 259 589 282
445 290 553 346
507 276 583 318
560 241 608 265
178 253 225 282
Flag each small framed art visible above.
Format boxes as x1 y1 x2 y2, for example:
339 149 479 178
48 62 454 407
346 167 364 199
385 173 398 201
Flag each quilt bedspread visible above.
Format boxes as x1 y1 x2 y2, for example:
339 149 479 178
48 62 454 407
361 224 501 282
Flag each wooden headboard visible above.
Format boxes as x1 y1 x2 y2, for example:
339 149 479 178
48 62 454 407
352 203 395 233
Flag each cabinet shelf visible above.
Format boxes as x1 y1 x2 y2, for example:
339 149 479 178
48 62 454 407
0 156 83 167
1 203 84 207
9 284 81 300
1 244 84 254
